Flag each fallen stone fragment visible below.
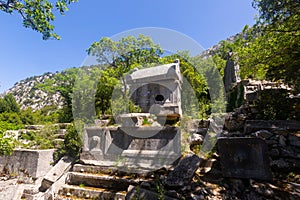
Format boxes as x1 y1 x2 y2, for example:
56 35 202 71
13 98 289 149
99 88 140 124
126 185 178 200
251 130 273 139
166 153 202 188
289 135 300 147
40 156 74 192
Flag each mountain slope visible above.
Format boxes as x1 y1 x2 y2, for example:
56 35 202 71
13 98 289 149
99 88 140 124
5 72 64 111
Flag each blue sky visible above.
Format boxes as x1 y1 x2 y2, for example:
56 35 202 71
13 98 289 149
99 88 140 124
0 0 257 93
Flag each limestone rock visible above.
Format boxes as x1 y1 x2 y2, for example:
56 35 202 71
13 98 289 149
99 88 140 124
270 159 290 169
188 133 204 146
166 153 202 188
251 130 273 139
225 112 246 132
279 135 287 146
289 135 300 147
5 72 64 111
126 186 178 200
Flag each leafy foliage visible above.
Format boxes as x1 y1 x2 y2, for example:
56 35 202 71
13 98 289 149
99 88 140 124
84 35 164 118
0 94 20 113
0 0 77 40
87 34 163 72
161 54 212 118
208 0 300 93
255 89 295 120
0 134 15 156
252 0 300 26
64 123 81 158
54 123 82 162
213 1 300 92
17 124 58 149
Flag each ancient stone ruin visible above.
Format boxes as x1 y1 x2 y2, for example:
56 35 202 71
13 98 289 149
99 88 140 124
0 60 300 199
80 60 183 172
126 59 182 117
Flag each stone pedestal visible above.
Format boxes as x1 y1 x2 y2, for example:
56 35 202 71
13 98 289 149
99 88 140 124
80 126 181 173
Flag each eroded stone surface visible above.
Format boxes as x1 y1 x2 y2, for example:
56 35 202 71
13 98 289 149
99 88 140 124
0 149 54 179
126 185 178 200
218 137 272 180
244 120 300 134
40 156 74 192
166 153 202 187
81 126 181 173
126 61 182 116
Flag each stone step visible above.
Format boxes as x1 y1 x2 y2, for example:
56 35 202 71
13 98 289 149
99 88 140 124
57 184 126 200
73 163 156 177
73 164 119 175
66 172 139 191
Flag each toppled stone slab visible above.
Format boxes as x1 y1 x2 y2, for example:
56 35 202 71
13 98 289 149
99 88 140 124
43 173 68 200
244 120 300 134
218 137 272 180
40 156 74 192
198 159 217 173
126 185 178 200
166 153 202 188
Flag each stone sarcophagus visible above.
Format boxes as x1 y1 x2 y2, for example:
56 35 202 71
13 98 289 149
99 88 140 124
126 60 182 118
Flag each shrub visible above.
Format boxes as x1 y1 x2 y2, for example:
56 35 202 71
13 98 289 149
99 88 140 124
0 134 15 156
54 123 82 163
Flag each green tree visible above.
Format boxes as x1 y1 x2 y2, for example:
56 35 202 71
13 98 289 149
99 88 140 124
20 108 39 124
4 94 20 113
0 0 77 40
252 0 300 28
87 34 163 86
0 98 8 113
0 94 20 113
95 68 119 116
230 1 300 91
72 67 99 124
87 35 164 116
87 35 163 72
36 68 80 122
56 68 78 122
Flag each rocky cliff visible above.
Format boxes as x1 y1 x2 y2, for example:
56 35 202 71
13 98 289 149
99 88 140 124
4 72 64 111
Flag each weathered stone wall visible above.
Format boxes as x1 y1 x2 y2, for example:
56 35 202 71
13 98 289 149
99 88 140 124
0 149 54 179
221 119 300 172
226 79 297 119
